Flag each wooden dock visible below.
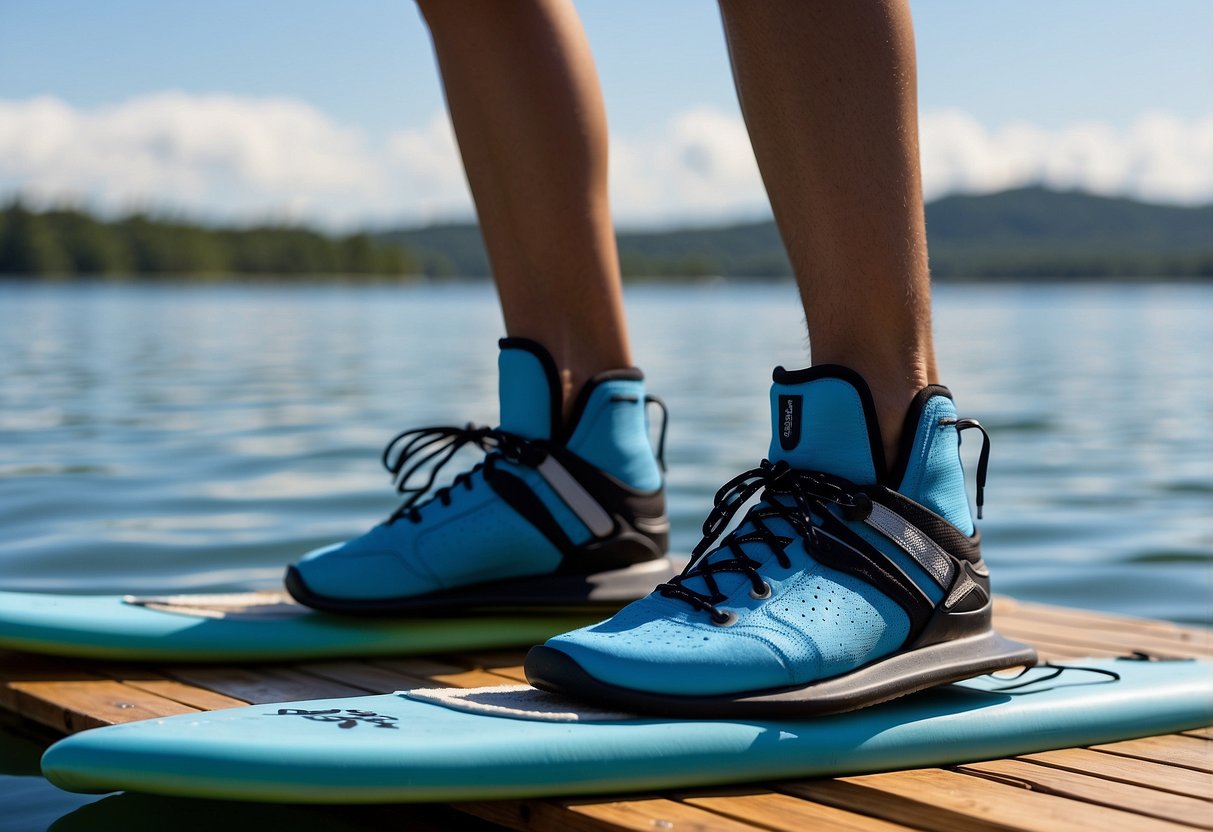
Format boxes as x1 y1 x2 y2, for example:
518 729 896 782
2 596 1210 831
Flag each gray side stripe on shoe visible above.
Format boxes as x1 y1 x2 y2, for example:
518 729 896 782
864 503 956 590
944 570 979 609
537 456 615 538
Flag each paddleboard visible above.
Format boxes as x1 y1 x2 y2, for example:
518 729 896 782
42 656 1212 803
0 590 605 662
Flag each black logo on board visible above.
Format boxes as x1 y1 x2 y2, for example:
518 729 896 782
269 708 400 729
778 394 802 450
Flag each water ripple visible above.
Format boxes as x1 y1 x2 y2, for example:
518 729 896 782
1 282 1210 626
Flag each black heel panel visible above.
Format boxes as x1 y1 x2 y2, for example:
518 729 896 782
909 601 994 649
908 557 996 648
547 448 671 567
559 528 668 575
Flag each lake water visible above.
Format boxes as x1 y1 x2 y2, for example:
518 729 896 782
1 280 1210 828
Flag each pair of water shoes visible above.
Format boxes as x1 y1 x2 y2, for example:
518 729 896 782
286 339 1036 716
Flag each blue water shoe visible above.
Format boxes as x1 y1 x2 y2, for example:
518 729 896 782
526 365 1036 715
286 338 672 614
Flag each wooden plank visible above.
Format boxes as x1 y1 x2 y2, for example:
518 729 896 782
1 676 197 733
431 667 522 687
994 624 1201 661
161 665 369 704
450 648 532 670
995 597 1188 632
1183 727 1212 740
995 599 1211 645
781 768 1197 832
994 619 1213 660
368 657 523 688
562 797 774 832
415 667 521 688
368 656 480 680
481 664 528 683
98 665 249 710
447 651 530 683
994 635 1118 660
679 787 917 831
1027 603 1207 641
959 758 1213 828
458 796 769 832
1092 735 1213 773
293 660 430 691
991 603 1212 656
1019 747 1213 800
0 656 207 733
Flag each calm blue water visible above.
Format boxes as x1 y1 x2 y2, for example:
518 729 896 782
1 280 1210 828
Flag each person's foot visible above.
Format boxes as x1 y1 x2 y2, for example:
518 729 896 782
286 338 672 614
525 365 1036 715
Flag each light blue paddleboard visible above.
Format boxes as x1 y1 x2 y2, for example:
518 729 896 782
0 590 603 662
42 657 1213 803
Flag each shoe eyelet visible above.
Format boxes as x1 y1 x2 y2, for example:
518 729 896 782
749 582 772 600
711 610 739 627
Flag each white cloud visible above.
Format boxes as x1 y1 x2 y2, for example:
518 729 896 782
0 93 473 228
0 94 382 225
610 106 767 224
919 109 1213 204
611 108 1213 220
1 93 1210 229
384 114 469 219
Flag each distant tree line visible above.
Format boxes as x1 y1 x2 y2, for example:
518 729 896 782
4 187 1211 280
0 201 417 278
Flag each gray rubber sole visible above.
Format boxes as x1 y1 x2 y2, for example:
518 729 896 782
285 557 674 617
525 629 1039 717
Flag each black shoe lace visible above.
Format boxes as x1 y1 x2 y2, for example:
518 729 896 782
380 424 545 523
657 459 872 624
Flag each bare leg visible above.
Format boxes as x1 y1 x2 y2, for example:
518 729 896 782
718 0 937 466
417 0 629 414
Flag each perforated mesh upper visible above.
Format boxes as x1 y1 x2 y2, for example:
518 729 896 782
294 467 566 599
547 558 909 695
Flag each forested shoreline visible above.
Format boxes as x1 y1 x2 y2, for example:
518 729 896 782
0 203 415 278
3 187 1211 280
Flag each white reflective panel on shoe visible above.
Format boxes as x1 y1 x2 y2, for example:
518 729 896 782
864 502 956 589
537 456 615 538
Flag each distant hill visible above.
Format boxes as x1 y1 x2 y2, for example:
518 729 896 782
925 188 1213 278
379 187 1213 280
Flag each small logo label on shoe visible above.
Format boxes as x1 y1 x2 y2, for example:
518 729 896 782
778 394 802 450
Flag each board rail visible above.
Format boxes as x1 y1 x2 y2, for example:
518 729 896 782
1 597 1209 832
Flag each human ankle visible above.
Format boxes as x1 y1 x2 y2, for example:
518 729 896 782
874 389 916 476
558 356 633 425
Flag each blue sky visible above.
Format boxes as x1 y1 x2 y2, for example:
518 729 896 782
1 1 1210 227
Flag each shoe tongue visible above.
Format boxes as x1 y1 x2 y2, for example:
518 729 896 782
498 338 562 440
677 366 885 606
767 365 884 484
